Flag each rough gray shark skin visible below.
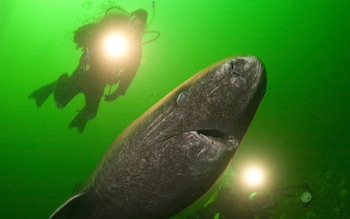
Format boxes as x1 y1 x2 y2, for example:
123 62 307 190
50 56 267 219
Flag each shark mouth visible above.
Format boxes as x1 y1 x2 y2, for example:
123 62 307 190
195 130 239 149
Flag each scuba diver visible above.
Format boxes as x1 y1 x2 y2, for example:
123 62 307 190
190 183 313 219
29 7 149 132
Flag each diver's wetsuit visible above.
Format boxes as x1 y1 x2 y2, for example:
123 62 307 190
29 9 147 132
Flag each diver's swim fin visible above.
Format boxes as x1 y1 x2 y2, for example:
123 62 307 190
29 82 56 108
68 110 89 133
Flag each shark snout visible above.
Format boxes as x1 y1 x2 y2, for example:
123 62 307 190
231 56 265 85
239 56 261 73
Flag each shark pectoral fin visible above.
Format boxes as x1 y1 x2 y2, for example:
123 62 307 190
49 192 92 219
29 82 56 108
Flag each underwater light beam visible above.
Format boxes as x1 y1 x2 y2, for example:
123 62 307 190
244 167 264 187
103 32 128 58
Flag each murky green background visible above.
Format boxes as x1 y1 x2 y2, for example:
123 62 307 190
1 0 349 218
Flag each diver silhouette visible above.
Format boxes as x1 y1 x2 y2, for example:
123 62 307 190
29 8 148 132
191 183 312 219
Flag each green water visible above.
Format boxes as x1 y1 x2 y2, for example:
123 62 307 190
1 0 349 218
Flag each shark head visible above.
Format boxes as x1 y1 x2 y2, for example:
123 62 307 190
142 56 266 154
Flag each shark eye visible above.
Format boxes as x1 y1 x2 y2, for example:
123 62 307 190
176 91 189 105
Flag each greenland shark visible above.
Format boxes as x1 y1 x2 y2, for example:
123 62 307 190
50 56 267 219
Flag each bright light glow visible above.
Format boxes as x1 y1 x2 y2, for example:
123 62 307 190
244 167 264 187
103 33 128 58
